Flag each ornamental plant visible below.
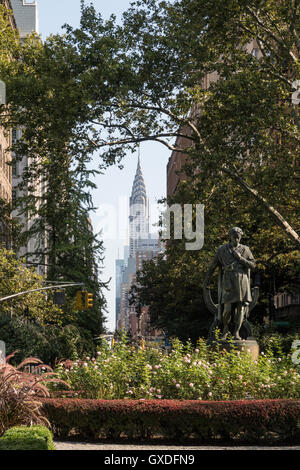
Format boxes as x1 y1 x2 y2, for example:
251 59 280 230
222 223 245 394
0 352 68 436
53 333 300 400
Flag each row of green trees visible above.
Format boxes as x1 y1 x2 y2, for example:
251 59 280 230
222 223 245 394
1 0 299 345
0 3 108 361
126 0 299 339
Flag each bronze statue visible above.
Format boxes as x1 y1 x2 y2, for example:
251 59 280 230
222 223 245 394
204 227 257 341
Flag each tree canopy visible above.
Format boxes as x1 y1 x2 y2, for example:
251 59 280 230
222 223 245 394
0 0 299 338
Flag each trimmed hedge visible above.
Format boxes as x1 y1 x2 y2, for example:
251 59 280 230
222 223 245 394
0 425 56 450
41 398 300 444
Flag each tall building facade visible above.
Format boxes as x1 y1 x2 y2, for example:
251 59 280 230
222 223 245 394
116 157 162 338
0 1 17 247
129 156 150 257
10 0 38 38
10 0 46 274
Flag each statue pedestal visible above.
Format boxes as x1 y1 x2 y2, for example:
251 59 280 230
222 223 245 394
0 340 6 365
215 338 259 361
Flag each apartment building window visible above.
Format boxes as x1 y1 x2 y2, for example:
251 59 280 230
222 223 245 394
12 189 17 208
12 129 17 143
12 158 18 177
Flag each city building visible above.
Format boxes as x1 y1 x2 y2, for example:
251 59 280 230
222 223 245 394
10 0 46 274
274 291 300 326
116 157 162 338
129 155 150 257
0 0 17 247
10 0 38 38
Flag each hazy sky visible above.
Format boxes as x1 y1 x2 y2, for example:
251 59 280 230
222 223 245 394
37 0 170 331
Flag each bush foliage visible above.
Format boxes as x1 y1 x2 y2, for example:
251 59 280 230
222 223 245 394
53 334 300 400
41 398 300 443
0 425 55 450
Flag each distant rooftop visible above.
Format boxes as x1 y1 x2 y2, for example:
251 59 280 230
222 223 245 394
10 0 38 37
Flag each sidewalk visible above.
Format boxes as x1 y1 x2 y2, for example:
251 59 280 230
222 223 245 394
54 441 300 450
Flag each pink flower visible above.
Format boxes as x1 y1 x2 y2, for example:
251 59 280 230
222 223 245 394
208 392 212 397
189 383 194 388
195 349 199 353
176 383 180 388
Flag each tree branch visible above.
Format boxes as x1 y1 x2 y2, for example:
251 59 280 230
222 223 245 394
88 133 190 153
222 165 300 248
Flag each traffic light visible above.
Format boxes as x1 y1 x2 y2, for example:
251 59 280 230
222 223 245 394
75 291 93 310
85 292 94 309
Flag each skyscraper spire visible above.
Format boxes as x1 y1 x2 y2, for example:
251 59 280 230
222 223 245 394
130 155 147 205
129 155 149 257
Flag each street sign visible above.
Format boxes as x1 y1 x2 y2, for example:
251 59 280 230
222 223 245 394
53 291 65 305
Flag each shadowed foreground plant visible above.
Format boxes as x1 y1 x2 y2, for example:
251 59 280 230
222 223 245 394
0 352 69 436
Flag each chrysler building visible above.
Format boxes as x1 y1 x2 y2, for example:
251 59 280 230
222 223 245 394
129 156 150 257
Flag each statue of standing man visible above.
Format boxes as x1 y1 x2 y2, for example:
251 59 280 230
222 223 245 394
204 227 256 340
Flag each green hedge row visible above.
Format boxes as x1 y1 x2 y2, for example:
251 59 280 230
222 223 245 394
0 426 55 450
41 398 300 444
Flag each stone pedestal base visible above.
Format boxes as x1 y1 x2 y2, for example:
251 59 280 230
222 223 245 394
215 338 259 361
0 340 5 364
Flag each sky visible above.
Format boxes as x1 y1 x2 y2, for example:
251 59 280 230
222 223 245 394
37 0 170 332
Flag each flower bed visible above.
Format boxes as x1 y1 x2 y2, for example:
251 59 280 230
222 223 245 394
40 398 300 444
52 336 300 400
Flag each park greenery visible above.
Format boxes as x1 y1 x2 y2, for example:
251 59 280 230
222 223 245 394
0 3 108 351
0 2 300 447
54 333 300 400
0 2 299 343
0 247 104 364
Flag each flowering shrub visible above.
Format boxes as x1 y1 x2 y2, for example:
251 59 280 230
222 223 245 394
53 335 300 400
41 398 300 443
0 352 68 436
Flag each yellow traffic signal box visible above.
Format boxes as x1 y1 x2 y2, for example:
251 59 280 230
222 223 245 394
75 291 93 310
86 292 94 309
